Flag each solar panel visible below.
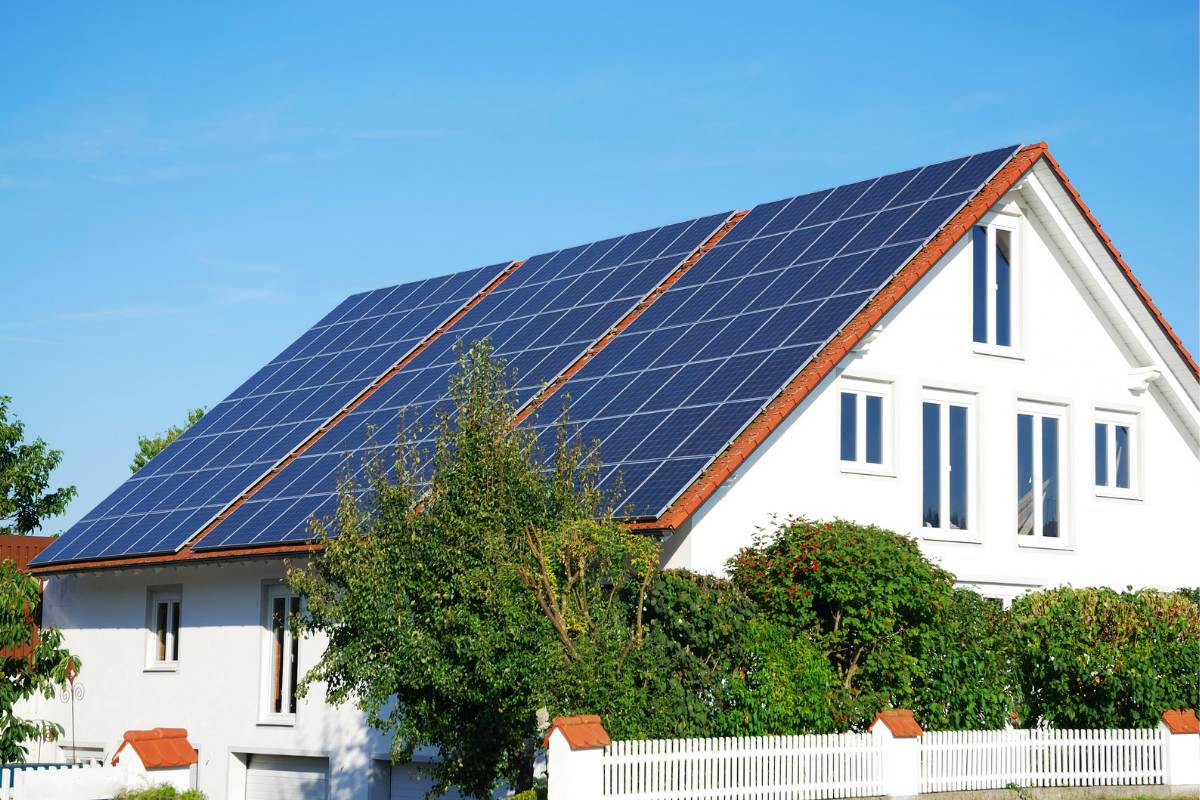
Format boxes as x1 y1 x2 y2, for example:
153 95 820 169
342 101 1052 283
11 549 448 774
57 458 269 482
528 146 1019 518
32 263 511 566
194 211 733 550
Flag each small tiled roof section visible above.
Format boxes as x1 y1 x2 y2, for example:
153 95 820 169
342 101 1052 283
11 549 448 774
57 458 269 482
111 727 198 769
541 715 611 750
1161 708 1199 734
872 708 924 738
0 535 55 572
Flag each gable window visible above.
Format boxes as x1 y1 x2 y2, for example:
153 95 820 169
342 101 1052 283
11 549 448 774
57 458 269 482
1094 409 1139 498
972 221 1018 351
921 389 976 539
261 584 301 723
145 588 180 670
839 377 893 474
1017 401 1068 543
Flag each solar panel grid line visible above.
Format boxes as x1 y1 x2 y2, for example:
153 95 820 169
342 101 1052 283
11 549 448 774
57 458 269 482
32 260 516 566
192 211 734 551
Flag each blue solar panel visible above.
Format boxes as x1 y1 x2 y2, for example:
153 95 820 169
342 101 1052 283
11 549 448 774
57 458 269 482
194 211 733 550
528 145 1019 518
32 262 511 566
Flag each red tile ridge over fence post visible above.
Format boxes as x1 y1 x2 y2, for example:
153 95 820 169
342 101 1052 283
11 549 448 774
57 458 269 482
545 714 609 800
1160 708 1200 786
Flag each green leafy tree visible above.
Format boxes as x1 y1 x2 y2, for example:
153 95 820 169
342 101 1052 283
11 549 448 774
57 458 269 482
728 517 957 730
0 560 80 762
290 342 647 799
1010 586 1200 728
130 407 205 473
0 396 77 535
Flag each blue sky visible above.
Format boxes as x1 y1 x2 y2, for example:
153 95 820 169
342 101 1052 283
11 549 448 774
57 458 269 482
2 2 1197 533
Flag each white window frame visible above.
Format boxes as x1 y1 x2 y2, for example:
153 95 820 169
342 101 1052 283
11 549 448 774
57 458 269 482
972 212 1023 358
145 587 181 672
1016 399 1071 549
838 375 895 476
919 387 979 543
1093 407 1142 500
258 582 302 726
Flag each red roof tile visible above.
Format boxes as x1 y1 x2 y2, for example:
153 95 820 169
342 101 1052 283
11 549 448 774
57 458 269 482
0 535 55 572
1162 708 1199 734
871 708 923 738
111 727 198 769
542 715 611 750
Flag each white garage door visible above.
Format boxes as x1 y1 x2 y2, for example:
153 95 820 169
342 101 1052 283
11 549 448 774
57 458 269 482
246 754 329 800
390 763 461 800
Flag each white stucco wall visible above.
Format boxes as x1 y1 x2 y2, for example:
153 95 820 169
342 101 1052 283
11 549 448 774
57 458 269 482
665 175 1200 599
27 558 394 800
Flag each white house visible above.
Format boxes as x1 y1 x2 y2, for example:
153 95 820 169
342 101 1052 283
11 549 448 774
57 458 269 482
23 143 1199 799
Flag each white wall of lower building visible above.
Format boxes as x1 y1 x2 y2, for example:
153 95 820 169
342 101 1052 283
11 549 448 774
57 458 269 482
665 177 1200 599
27 558 401 800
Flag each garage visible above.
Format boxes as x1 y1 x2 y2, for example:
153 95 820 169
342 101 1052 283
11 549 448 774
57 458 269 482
245 754 329 800
389 763 461 799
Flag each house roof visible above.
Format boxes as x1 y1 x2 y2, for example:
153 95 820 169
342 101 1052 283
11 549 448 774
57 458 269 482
111 728 198 769
0 535 54 572
30 142 1197 573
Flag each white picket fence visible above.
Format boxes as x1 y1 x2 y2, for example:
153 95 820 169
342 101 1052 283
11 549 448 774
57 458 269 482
0 761 129 800
920 728 1165 792
601 733 883 799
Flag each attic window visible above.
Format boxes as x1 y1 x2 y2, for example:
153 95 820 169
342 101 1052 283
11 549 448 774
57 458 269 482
972 221 1018 352
838 377 893 475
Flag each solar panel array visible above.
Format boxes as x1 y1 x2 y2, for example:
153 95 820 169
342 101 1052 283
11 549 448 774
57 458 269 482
193 211 733 550
32 263 510 565
527 145 1019 518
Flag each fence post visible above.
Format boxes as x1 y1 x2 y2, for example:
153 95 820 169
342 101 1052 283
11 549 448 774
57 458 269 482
544 714 610 800
1160 709 1199 788
870 709 922 797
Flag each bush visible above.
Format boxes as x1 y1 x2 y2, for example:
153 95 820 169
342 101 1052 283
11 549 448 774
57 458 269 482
1010 587 1200 728
114 786 206 800
728 518 956 729
734 618 839 734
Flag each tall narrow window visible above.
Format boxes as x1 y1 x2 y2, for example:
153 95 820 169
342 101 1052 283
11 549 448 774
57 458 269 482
1094 410 1139 497
922 392 974 536
839 378 893 474
972 222 1017 350
1017 403 1068 542
146 589 181 668
263 585 301 720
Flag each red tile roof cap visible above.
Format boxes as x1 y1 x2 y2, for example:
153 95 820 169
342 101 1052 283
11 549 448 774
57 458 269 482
1162 709 1199 734
541 715 611 750
871 708 923 738
111 727 198 769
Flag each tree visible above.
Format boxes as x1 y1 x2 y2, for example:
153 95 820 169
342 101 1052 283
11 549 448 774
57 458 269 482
290 342 645 799
0 560 80 762
0 396 77 535
130 407 205 473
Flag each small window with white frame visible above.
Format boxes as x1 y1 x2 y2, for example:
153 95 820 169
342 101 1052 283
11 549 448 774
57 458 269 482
972 218 1019 353
920 388 977 540
1016 400 1069 545
1094 408 1140 498
838 376 893 474
145 588 181 670
260 583 302 724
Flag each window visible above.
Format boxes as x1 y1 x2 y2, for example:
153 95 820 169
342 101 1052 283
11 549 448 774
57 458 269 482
1094 409 1139 498
972 221 1018 351
1017 402 1068 543
261 584 301 722
921 391 975 539
838 377 893 474
146 588 180 669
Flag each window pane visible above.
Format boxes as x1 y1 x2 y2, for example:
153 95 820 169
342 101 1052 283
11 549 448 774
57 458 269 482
272 596 286 714
1094 423 1108 486
995 228 1012 347
865 395 883 464
1115 425 1130 489
171 601 181 661
948 405 968 529
1041 417 1060 538
1017 414 1034 536
288 596 301 715
840 392 857 461
972 227 987 343
922 402 940 528
155 602 168 661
